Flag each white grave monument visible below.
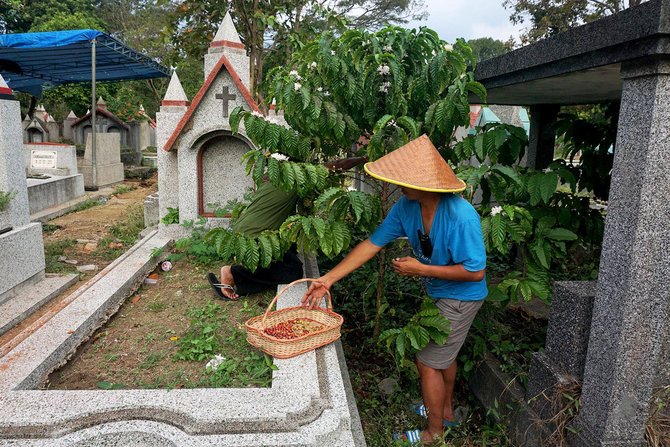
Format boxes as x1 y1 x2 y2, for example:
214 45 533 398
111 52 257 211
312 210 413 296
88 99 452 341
0 75 46 299
157 12 259 233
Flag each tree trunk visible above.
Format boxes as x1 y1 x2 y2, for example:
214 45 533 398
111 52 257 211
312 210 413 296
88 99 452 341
373 181 390 337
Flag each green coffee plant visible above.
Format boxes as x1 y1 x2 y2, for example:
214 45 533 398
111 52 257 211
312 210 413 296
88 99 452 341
378 298 450 368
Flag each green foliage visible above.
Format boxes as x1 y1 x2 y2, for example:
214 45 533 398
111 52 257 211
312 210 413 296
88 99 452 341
204 227 286 272
467 37 512 62
0 190 16 212
379 298 451 365
73 198 103 213
175 303 224 361
173 219 227 266
112 184 136 195
555 102 618 200
161 207 180 225
503 0 637 44
44 239 78 274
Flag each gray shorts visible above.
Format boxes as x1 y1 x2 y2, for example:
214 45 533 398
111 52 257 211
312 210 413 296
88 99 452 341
416 298 483 370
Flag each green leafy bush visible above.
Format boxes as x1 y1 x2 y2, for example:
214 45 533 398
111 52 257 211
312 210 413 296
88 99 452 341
0 190 17 212
161 207 179 225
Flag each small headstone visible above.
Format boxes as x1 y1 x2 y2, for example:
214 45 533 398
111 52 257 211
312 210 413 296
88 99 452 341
76 264 97 272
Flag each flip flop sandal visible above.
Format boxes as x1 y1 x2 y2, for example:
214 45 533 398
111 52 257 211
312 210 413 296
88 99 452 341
392 429 423 445
207 273 238 301
413 403 460 428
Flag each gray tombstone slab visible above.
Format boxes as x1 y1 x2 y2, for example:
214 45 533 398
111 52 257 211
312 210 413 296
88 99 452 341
569 58 670 447
0 79 46 300
78 133 125 188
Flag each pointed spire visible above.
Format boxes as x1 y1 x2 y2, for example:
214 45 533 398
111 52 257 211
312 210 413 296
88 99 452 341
139 104 145 112
162 71 189 106
97 96 107 110
212 11 242 45
66 110 78 119
0 74 12 95
36 104 46 112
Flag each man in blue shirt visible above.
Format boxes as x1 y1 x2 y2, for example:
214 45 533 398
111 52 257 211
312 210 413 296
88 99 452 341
302 135 486 445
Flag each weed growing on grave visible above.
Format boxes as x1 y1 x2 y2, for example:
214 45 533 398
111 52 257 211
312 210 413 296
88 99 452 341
646 385 670 447
41 223 62 233
148 301 167 313
161 207 179 225
175 302 225 361
526 379 581 446
44 239 78 273
112 184 137 195
0 190 16 212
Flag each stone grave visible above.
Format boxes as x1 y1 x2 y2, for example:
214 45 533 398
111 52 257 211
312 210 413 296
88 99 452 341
470 1 670 445
0 229 365 446
156 12 258 237
0 75 77 336
78 132 125 189
23 142 85 216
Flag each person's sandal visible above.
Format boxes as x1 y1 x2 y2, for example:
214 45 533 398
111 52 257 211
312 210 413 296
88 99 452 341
413 403 460 428
207 273 238 301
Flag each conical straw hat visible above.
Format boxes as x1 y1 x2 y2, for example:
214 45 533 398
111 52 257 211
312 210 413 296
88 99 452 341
364 134 466 193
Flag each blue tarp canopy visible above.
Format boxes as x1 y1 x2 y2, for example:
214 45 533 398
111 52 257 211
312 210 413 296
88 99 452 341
0 29 169 96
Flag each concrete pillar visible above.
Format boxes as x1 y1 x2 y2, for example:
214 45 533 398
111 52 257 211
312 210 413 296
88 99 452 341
569 58 670 447
526 104 560 169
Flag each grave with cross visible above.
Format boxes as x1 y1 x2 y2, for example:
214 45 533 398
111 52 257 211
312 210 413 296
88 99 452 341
156 12 276 232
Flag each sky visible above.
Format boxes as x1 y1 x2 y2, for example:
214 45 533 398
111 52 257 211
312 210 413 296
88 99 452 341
405 0 526 44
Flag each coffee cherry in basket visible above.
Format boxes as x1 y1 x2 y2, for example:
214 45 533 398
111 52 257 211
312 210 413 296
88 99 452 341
264 318 325 339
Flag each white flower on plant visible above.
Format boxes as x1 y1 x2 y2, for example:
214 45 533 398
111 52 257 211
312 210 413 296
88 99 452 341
491 206 503 216
444 43 454 52
347 186 357 191
270 152 290 161
324 90 331 96
379 85 389 93
387 119 398 128
383 45 393 52
377 64 391 75
289 70 298 76
331 50 336 56
206 354 226 371
317 87 323 92
543 167 552 173
460 73 467 79
310 61 317 68
294 82 302 91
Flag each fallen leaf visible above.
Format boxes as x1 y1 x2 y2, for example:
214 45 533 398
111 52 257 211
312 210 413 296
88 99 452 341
170 336 179 341
131 295 141 304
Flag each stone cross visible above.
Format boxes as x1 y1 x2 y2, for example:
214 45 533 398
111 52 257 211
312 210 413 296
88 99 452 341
216 86 236 117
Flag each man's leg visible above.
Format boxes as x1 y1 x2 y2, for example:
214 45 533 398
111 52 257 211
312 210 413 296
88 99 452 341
417 359 445 441
441 360 457 422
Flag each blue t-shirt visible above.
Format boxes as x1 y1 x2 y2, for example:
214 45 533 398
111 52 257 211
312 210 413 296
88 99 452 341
370 194 487 301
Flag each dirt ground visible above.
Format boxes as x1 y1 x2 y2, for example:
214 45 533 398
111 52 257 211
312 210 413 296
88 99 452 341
6 173 277 390
46 261 275 390
0 177 157 351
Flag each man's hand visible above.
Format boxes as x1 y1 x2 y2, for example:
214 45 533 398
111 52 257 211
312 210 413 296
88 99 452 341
301 278 332 309
392 256 426 277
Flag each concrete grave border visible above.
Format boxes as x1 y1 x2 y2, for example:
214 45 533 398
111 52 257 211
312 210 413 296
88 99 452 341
0 230 365 446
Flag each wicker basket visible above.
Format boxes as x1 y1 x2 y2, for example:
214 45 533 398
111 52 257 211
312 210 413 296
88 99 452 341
245 278 344 359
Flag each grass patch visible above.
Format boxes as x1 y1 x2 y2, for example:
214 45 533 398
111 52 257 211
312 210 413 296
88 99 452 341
44 239 77 273
113 184 137 195
46 261 275 391
73 198 103 213
41 223 62 234
97 203 145 259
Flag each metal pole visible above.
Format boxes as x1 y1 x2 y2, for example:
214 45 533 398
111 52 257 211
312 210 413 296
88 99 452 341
91 39 98 190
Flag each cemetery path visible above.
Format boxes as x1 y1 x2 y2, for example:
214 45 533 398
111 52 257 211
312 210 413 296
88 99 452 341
0 177 157 352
